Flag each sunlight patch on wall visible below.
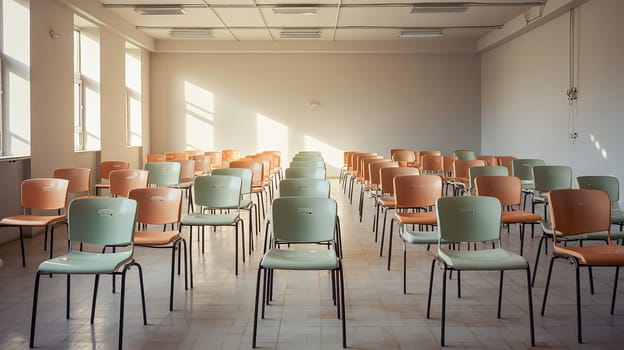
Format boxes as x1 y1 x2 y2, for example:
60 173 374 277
303 135 342 172
590 133 608 159
2 0 29 64
184 81 214 150
256 113 288 157
7 72 30 154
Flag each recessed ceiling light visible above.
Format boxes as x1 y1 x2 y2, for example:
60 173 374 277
280 31 322 39
399 30 443 39
410 5 467 14
168 29 213 38
135 6 186 16
273 6 318 15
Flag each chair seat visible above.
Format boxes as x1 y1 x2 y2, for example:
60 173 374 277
0 214 66 227
400 228 439 245
181 212 240 226
38 250 133 274
501 211 541 224
582 230 624 241
134 231 179 245
395 211 437 226
554 244 624 265
261 249 338 270
438 247 528 271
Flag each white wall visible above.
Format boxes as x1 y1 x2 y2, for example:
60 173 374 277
29 0 150 183
150 53 481 175
482 0 624 188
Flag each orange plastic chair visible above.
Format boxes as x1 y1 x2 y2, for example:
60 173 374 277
541 189 624 343
192 155 211 176
222 149 240 167
165 152 187 161
95 160 130 196
230 159 266 220
357 157 386 221
475 176 542 255
408 151 421 168
421 155 444 175
497 156 517 175
109 169 149 198
53 167 92 198
375 167 420 245
175 159 196 212
0 178 69 265
451 159 486 195
129 187 188 311
390 149 416 167
477 155 499 166
146 154 166 162
388 175 442 274
441 155 458 196
204 151 223 169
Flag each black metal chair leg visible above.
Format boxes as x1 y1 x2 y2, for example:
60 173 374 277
29 273 42 348
91 275 100 323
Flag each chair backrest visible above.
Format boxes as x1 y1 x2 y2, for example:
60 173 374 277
468 165 508 191
453 150 476 160
497 156 517 175
193 174 242 209
421 155 444 174
576 175 620 204
229 159 264 187
146 154 166 162
476 155 499 166
175 159 196 183
109 169 149 198
165 152 187 161
272 197 337 243
532 165 572 192
279 178 330 198
436 196 502 243
359 156 384 180
379 166 420 195
511 159 545 182
100 160 130 181
369 160 398 189
192 155 212 175
144 161 182 187
393 175 442 209
475 175 522 207
67 197 137 246
129 187 182 226
292 154 323 162
222 149 240 164
290 160 326 169
204 151 223 168
212 167 253 195
184 150 201 159
453 159 486 180
21 178 70 211
350 152 376 175
391 149 416 167
284 167 326 179
53 167 91 196
549 189 611 238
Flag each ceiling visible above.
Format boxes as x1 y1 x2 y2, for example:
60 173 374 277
97 0 546 45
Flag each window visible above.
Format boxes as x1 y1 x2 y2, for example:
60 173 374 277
125 43 141 147
1 0 31 157
73 16 101 152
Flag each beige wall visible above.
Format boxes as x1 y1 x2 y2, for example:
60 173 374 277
482 0 624 185
150 53 481 175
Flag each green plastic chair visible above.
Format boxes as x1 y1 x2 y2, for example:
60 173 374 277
252 197 346 348
144 161 181 187
284 166 326 179
179 175 244 284
426 196 535 347
453 150 475 160
29 197 146 350
279 178 330 198
512 158 545 210
531 165 572 217
212 167 259 252
289 159 326 168
577 175 624 234
292 154 323 162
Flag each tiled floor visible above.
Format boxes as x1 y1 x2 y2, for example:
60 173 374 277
1 179 624 349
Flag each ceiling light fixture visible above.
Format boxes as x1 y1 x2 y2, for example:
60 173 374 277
135 6 186 16
410 5 467 14
280 31 322 39
273 6 318 15
168 29 213 38
399 30 443 39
